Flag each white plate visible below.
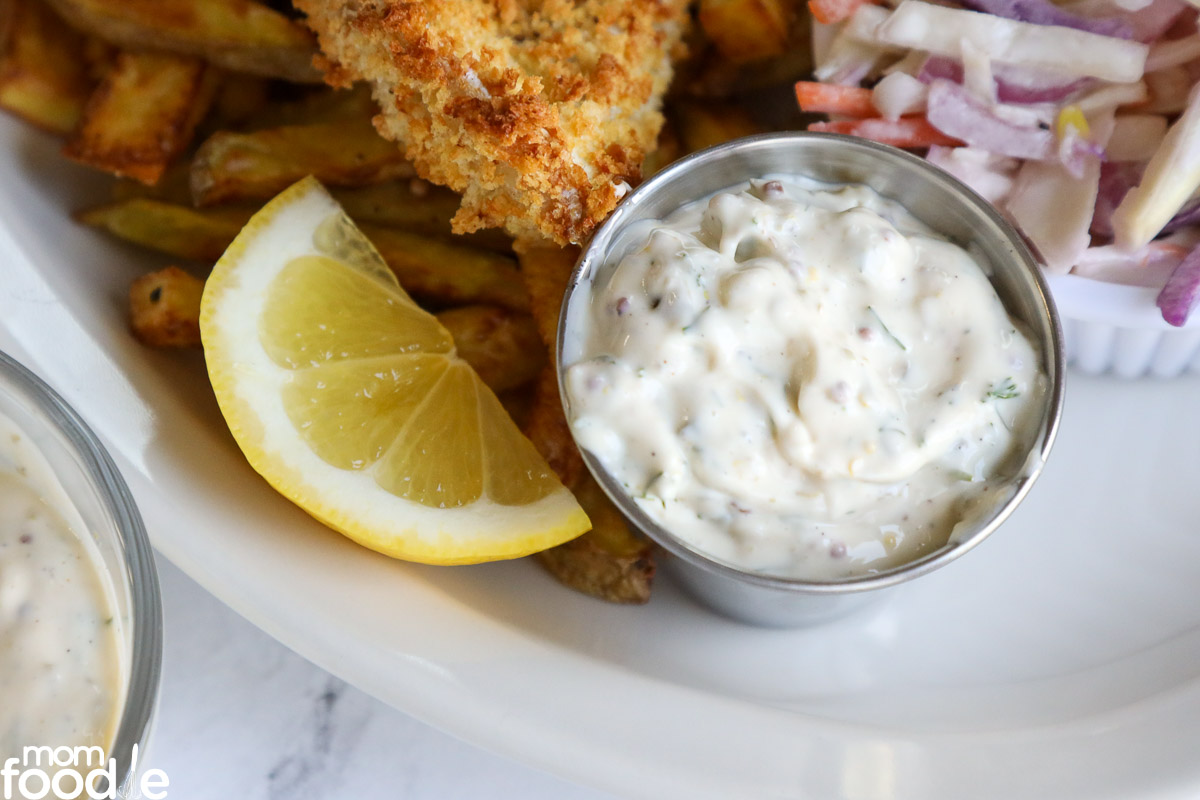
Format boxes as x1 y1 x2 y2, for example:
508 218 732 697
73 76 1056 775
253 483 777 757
4 117 1200 800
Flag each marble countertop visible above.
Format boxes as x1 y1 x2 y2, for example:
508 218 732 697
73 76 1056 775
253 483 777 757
151 556 612 800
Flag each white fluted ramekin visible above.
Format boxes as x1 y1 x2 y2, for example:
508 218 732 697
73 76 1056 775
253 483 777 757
1045 273 1200 378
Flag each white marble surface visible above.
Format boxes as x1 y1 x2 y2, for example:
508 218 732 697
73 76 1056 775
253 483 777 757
149 556 612 800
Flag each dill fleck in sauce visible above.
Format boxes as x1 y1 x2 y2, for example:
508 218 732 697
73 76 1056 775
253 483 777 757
564 177 1045 579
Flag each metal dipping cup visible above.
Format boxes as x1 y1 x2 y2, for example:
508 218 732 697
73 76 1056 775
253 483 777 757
556 132 1066 627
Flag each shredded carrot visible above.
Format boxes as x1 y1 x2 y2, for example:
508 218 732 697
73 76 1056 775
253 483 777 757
794 82 878 118
807 117 964 149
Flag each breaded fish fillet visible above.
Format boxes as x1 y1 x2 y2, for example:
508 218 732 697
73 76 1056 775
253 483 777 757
295 0 690 245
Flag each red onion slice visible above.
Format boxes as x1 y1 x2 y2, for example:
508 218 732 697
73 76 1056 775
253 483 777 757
1156 243 1200 325
926 79 1058 159
918 56 1091 104
960 0 1133 38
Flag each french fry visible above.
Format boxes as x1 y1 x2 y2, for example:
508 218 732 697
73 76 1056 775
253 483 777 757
497 381 536 430
333 181 462 237
522 364 584 489
78 198 253 261
698 0 792 64
0 0 91 134
676 5 812 98
80 34 114 83
435 305 545 393
333 181 513 252
514 241 580 350
358 223 530 311
239 84 375 131
191 118 416 206
536 475 656 605
128 266 203 348
109 162 194 205
641 120 682 179
64 50 217 185
40 0 320 83
671 100 766 154
206 74 273 130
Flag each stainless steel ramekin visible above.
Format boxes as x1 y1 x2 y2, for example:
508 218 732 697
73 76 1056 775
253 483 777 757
556 132 1066 627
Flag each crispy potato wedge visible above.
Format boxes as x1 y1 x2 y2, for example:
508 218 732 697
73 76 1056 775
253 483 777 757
41 0 320 82
333 181 513 252
0 0 91 134
359 223 529 311
698 0 791 64
78 198 253 261
129 266 203 347
435 305 545 393
675 1 811 98
514 241 580 350
207 74 272 130
671 100 766 154
332 181 462 237
536 475 655 605
80 34 114 83
522 364 584 489
641 119 682 180
497 381 536 430
191 118 415 206
64 50 217 184
109 162 193 204
239 84 375 131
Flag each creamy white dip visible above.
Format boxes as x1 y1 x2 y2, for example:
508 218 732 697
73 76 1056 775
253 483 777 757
0 412 123 760
563 177 1046 579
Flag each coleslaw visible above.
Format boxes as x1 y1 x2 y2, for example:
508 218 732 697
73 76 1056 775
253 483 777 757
799 0 1200 326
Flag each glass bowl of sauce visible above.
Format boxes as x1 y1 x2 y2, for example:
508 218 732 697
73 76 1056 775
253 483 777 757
557 133 1066 627
0 351 161 792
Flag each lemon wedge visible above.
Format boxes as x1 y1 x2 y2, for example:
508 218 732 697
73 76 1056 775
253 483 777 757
200 177 589 564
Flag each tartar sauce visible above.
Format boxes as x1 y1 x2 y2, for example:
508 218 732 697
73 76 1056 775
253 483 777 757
0 412 123 760
563 177 1045 579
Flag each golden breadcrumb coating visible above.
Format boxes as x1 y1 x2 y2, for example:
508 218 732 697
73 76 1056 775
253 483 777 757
294 0 691 245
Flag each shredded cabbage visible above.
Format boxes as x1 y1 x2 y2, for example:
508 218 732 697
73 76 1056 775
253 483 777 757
805 0 1200 325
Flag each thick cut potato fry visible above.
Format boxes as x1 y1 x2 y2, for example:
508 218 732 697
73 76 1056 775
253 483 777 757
110 162 192 204
78 198 253 261
64 50 217 185
358 223 529 311
514 241 580 350
41 0 320 82
699 0 791 64
641 120 682 179
536 475 655 604
643 120 681 179
332 181 461 237
191 119 415 206
129 266 203 347
333 181 513 252
240 84 375 131
207 74 272 130
497 381 536 430
671 100 766 154
683 44 814 98
522 364 584 489
0 0 91 134
435 305 545 393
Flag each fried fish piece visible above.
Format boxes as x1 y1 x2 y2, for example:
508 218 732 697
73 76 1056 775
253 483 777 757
294 0 692 245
